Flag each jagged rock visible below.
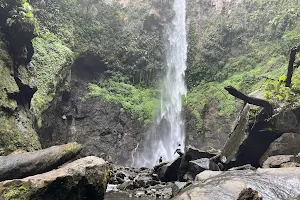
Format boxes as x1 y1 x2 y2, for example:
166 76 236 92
156 157 182 182
109 164 140 184
262 155 295 168
173 168 300 200
185 158 220 180
237 188 263 200
117 181 135 190
184 146 218 160
0 156 109 200
274 107 300 133
0 142 82 181
177 146 218 181
200 146 221 155
116 177 125 184
260 133 300 166
134 173 159 188
153 161 169 171
221 104 282 168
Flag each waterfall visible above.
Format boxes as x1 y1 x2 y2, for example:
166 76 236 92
132 0 187 168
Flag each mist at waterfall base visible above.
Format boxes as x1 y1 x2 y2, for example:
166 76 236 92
132 0 187 168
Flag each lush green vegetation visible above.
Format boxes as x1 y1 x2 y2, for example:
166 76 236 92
86 81 160 124
186 0 300 136
34 0 165 86
31 30 74 119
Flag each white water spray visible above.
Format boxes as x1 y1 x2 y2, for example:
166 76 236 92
133 0 187 167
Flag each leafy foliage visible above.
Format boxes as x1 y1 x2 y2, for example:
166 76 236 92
186 0 300 135
31 30 74 118
86 81 160 124
33 0 165 86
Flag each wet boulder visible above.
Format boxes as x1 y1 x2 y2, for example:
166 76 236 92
274 107 300 133
185 158 220 180
134 173 159 188
262 155 300 168
221 104 282 168
0 142 82 181
173 168 300 200
260 132 300 165
155 157 182 182
177 146 219 181
0 156 109 200
184 146 219 161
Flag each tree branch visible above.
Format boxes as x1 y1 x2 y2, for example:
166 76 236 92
224 86 273 115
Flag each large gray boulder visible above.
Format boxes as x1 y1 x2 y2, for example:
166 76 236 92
177 146 219 181
262 155 300 168
0 156 109 200
185 158 219 180
0 142 82 181
155 157 182 182
173 168 300 200
260 132 300 165
221 104 281 168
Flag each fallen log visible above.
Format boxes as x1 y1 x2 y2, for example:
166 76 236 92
0 142 82 181
224 86 273 115
0 156 108 200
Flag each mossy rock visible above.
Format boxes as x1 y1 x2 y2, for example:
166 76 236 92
0 110 41 156
0 36 19 111
30 31 74 118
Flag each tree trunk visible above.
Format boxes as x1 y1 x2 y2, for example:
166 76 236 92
285 46 300 87
0 142 82 181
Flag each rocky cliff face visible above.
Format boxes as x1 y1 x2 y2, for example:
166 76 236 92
38 61 147 165
27 0 167 165
1 0 300 169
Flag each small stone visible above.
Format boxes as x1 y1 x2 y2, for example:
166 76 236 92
135 190 146 197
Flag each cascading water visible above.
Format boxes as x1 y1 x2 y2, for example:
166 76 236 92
132 0 187 168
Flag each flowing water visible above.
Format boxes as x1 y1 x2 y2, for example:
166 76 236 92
132 0 187 168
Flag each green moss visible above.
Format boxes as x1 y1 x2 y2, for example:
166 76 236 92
34 0 164 86
186 82 237 136
263 69 300 104
0 35 18 111
30 30 74 118
186 0 300 135
86 81 160 124
3 185 29 200
0 110 41 156
62 143 82 156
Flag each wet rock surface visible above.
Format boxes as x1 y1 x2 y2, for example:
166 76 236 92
260 132 300 165
221 104 282 168
185 158 219 180
155 157 182 182
108 164 190 199
262 155 300 168
173 168 300 200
